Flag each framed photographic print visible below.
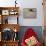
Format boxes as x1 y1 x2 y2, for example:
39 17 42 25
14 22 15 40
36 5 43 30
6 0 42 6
23 8 37 19
2 10 9 15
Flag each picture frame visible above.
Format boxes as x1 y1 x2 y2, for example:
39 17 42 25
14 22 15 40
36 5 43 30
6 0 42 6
0 32 1 41
0 15 1 24
23 8 37 19
2 10 9 15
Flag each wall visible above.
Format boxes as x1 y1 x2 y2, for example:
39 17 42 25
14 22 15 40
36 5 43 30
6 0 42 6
18 0 44 26
18 26 43 44
0 0 44 26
